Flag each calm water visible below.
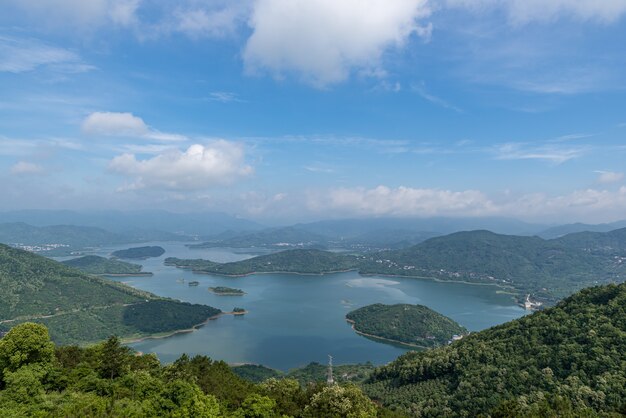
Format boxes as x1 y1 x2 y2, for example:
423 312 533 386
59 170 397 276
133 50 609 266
61 242 526 371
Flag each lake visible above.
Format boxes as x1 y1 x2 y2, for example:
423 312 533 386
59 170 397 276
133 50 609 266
68 242 526 371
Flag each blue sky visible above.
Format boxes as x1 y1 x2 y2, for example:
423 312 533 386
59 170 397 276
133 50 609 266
1 0 625 223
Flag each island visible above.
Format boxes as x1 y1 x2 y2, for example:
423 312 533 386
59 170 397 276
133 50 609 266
208 286 245 296
164 249 361 276
111 245 165 259
62 255 152 276
346 303 467 348
233 307 247 315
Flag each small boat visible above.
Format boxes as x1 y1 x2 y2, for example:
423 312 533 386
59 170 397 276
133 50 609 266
176 278 185 283
188 281 200 286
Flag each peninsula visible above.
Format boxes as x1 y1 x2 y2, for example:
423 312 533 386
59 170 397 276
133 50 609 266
62 255 152 276
112 245 165 259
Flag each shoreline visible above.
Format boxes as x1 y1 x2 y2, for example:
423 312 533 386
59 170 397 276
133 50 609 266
122 310 249 344
345 319 431 349
100 272 154 277
168 265 358 277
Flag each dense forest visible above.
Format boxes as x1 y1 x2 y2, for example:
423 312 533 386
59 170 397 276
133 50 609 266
165 249 362 276
111 246 165 259
0 244 221 345
363 282 626 417
346 304 467 347
0 323 389 417
208 286 245 295
189 226 328 249
62 255 149 275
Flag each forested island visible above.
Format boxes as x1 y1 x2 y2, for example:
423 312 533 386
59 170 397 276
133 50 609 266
165 249 362 276
112 245 165 259
62 255 152 276
208 286 245 295
363 282 626 416
346 304 467 347
0 244 220 345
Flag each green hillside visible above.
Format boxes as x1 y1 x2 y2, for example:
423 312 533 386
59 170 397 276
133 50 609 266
62 255 149 275
360 230 622 301
556 227 626 256
0 244 219 344
346 304 467 347
364 282 626 417
166 249 362 276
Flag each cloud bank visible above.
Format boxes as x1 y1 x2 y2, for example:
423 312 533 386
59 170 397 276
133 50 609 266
109 141 253 190
82 112 186 142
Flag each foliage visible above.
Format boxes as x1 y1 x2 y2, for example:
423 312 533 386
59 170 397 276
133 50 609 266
232 365 283 383
363 283 626 417
165 249 362 276
112 246 165 259
0 323 386 417
62 255 146 275
189 226 328 249
286 362 376 386
346 304 467 347
0 245 221 345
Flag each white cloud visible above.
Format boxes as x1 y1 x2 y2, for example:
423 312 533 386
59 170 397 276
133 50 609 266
307 184 626 222
0 36 92 73
314 186 495 217
595 171 624 184
412 82 463 112
243 0 432 86
10 161 44 175
445 0 626 25
207 92 243 103
171 2 250 38
5 0 141 29
82 112 187 142
109 141 253 190
493 142 586 164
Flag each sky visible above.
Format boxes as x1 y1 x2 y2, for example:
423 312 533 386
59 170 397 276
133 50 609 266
1 0 626 224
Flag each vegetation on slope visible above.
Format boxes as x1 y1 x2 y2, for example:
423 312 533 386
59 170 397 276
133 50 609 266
364 282 626 417
166 249 362 276
0 244 219 345
360 230 623 301
0 323 385 417
190 226 328 249
62 255 148 275
111 245 165 259
346 304 467 347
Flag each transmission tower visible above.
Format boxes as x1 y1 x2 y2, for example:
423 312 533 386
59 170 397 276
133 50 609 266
327 354 335 385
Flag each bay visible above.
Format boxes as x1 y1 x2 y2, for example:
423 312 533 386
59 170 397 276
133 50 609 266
62 242 526 371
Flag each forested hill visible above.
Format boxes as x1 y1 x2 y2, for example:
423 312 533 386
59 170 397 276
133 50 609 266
62 255 149 275
0 244 220 344
165 249 362 276
555 227 626 255
364 282 626 417
190 226 328 249
346 304 467 347
359 230 623 301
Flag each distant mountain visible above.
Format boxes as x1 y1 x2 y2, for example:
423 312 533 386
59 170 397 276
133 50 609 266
555 227 626 256
360 230 620 301
190 226 328 249
0 244 220 345
0 222 185 255
166 249 361 276
0 209 263 236
364 282 626 416
62 255 149 275
539 220 626 239
297 216 547 238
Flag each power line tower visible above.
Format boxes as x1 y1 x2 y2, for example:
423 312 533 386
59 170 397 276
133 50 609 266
327 354 335 386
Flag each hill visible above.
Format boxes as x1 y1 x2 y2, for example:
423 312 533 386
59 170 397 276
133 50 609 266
61 255 150 276
0 244 219 345
111 245 165 259
359 230 621 302
364 282 626 417
555 227 626 256
189 226 328 249
165 249 362 276
539 220 626 239
346 304 467 347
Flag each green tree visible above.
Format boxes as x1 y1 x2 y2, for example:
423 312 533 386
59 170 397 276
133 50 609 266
304 384 377 418
0 322 54 384
97 335 131 380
